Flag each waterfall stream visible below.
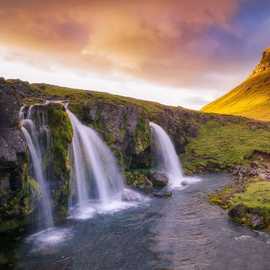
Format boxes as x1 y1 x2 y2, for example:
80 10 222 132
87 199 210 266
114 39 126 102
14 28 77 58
20 107 54 229
150 122 199 188
67 109 143 219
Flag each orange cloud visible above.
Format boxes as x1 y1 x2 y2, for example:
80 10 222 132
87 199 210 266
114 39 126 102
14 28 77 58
0 0 240 88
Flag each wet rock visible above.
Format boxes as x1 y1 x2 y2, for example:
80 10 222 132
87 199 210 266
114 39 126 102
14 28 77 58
125 171 153 193
181 180 188 186
228 203 247 219
153 190 172 198
250 214 264 229
229 203 266 230
149 172 169 188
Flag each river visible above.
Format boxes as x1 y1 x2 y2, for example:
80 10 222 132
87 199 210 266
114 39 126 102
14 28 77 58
12 174 270 270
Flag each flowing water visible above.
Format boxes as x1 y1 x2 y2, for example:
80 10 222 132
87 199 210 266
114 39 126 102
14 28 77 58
13 174 270 270
20 107 54 229
11 109 270 270
150 122 199 188
67 109 144 219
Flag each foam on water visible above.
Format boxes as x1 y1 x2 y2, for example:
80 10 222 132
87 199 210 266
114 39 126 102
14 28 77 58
26 227 72 252
69 189 148 220
66 108 147 220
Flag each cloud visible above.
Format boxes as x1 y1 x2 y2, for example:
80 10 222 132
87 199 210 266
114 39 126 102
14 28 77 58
0 0 242 88
1 0 269 95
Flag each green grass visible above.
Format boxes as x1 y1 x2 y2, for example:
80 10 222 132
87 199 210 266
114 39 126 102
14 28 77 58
182 120 270 173
210 178 270 230
229 180 270 229
20 80 270 175
231 181 270 210
30 83 165 114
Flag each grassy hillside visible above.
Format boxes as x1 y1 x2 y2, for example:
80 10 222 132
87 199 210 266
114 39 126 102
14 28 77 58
202 49 270 121
21 80 270 174
4 78 270 175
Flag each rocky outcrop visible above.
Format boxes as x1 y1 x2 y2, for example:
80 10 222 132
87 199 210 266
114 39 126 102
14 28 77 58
0 79 32 232
26 103 73 222
69 100 151 170
0 80 73 232
250 48 270 77
202 47 270 121
149 172 169 188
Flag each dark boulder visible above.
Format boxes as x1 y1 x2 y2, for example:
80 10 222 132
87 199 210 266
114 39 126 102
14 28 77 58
149 172 169 188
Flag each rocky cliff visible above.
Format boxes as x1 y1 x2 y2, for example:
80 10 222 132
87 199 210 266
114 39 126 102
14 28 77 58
250 48 270 77
1 78 270 233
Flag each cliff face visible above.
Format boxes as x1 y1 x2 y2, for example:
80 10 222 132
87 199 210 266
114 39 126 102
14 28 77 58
202 48 270 121
0 79 31 232
0 80 73 232
250 48 270 77
1 78 270 233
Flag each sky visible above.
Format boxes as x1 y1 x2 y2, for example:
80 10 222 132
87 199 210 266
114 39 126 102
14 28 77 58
0 0 270 109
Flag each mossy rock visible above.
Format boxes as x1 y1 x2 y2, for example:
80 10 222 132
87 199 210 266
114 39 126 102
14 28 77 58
46 104 73 221
125 170 153 193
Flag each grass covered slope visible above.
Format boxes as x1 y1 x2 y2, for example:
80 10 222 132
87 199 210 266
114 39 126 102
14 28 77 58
6 77 270 175
202 48 270 121
182 119 270 174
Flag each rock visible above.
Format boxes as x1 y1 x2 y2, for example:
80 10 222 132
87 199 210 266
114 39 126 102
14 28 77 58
143 179 154 193
259 171 270 180
250 214 264 229
228 203 247 220
149 172 169 188
153 190 172 198
181 180 188 186
229 203 266 230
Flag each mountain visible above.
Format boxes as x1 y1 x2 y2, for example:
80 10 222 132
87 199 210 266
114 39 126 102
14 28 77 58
202 48 270 121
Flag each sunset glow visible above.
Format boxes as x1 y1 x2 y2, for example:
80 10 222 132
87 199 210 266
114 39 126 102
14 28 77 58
0 0 270 108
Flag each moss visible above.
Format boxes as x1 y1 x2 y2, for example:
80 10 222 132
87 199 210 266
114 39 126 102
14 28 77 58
134 116 151 155
0 156 37 233
208 186 235 209
47 105 72 176
228 181 270 229
124 170 152 192
231 181 270 211
210 177 270 230
46 105 73 220
182 120 270 174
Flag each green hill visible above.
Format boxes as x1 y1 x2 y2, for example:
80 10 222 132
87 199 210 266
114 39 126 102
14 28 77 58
202 48 270 121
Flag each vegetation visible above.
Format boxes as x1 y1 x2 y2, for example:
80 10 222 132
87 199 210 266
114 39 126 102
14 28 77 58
47 104 73 219
210 177 270 230
31 83 164 115
182 120 270 174
3 76 270 234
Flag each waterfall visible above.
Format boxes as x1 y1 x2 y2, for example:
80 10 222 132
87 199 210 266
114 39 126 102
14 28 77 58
150 122 199 188
67 109 141 218
20 107 54 229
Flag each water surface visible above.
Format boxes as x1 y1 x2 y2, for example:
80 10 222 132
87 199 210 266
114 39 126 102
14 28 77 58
15 174 270 270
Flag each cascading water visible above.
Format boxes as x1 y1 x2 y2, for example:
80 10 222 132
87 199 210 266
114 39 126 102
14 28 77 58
150 122 199 189
67 109 143 218
20 106 54 229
